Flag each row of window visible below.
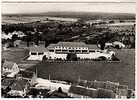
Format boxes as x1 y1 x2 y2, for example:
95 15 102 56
53 49 99 53
55 46 88 50
31 50 102 55
31 52 44 55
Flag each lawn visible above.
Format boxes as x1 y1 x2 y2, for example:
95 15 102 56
2 48 29 63
26 49 135 89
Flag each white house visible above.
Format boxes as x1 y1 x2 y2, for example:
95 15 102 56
27 46 48 61
2 60 20 77
27 42 115 61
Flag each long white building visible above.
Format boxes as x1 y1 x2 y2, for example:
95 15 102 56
27 42 115 61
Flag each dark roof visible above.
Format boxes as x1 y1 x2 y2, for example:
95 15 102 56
2 61 16 69
18 70 34 78
47 42 99 49
2 72 12 76
69 85 98 98
29 46 48 52
118 85 128 89
10 78 29 91
78 80 118 90
97 88 116 98
1 78 15 89
92 81 106 89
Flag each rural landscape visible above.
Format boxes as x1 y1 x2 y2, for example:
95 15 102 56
1 3 135 98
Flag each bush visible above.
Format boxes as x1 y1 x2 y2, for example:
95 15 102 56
111 55 120 61
66 53 78 61
115 45 121 49
42 55 48 61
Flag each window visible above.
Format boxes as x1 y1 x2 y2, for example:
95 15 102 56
56 49 61 52
76 50 81 53
38 52 44 55
69 50 75 52
62 50 68 52
49 50 54 52
89 50 95 52
96 50 101 52
31 52 37 55
82 50 88 53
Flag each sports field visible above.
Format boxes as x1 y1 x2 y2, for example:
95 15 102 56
27 49 135 89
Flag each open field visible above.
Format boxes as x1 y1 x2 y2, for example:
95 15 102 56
2 48 29 63
2 12 135 24
26 49 135 89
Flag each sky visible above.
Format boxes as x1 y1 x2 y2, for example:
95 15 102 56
2 0 136 2
2 2 136 14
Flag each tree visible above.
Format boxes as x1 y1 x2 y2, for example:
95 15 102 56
97 39 106 50
33 31 40 46
25 31 32 47
42 55 48 61
58 87 63 93
41 28 56 47
12 34 18 42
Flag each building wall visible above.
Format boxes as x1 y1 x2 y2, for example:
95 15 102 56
45 52 67 60
27 55 44 61
77 52 111 59
28 50 113 61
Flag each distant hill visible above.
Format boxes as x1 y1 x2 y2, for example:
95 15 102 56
3 11 135 20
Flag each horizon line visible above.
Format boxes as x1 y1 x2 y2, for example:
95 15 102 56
2 11 136 15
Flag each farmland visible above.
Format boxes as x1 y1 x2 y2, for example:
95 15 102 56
26 49 135 89
2 11 135 25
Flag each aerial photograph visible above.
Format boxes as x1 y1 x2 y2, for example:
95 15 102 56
1 2 136 98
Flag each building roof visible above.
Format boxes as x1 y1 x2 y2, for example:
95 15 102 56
47 42 99 49
97 88 115 98
57 42 86 47
107 22 135 26
69 85 97 98
118 85 128 89
48 90 70 98
1 78 15 89
47 44 57 49
87 44 99 50
2 61 16 70
10 78 29 91
29 46 48 52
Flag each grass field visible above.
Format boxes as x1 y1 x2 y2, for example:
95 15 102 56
2 48 29 63
26 49 135 89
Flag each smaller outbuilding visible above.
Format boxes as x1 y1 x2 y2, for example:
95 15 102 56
2 60 20 77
